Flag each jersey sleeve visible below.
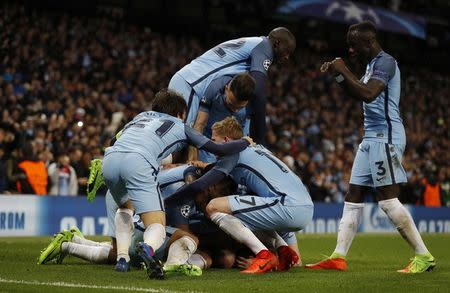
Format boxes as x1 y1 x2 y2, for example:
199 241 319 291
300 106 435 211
184 125 210 148
248 71 267 145
199 76 233 113
371 55 396 85
183 165 202 180
249 38 273 76
212 154 239 175
165 169 226 203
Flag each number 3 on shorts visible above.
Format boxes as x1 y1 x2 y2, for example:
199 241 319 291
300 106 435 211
375 161 386 176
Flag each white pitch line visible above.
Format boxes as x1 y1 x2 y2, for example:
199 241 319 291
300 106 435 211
0 277 202 293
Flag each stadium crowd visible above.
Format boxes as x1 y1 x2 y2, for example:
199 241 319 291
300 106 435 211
0 5 448 206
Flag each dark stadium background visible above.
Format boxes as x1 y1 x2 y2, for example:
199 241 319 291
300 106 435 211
0 0 448 206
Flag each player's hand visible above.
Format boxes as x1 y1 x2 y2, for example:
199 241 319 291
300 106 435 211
188 160 209 169
330 57 347 73
320 61 332 73
235 256 254 269
242 136 255 146
161 163 183 170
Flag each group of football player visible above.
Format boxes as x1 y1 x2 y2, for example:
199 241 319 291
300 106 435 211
38 21 436 278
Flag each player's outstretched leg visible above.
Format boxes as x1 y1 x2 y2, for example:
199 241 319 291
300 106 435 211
137 242 164 279
277 246 299 271
70 226 84 239
38 231 73 265
240 250 278 274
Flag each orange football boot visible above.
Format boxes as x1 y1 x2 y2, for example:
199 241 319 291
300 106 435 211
240 250 278 274
276 246 299 271
305 255 347 271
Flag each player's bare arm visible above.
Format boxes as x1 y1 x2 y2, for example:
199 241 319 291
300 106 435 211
326 58 386 103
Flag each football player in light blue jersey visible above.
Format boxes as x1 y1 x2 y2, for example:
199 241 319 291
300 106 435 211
167 117 312 274
169 27 296 145
306 21 435 274
188 72 256 163
161 163 302 270
101 89 252 276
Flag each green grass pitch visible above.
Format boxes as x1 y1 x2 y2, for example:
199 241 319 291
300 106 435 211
0 234 448 292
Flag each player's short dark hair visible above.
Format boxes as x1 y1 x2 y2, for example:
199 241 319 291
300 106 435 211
229 73 256 102
268 27 296 49
151 89 187 117
349 21 377 36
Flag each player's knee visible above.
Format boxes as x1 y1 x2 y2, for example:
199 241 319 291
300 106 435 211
173 229 199 246
205 199 219 217
345 185 365 203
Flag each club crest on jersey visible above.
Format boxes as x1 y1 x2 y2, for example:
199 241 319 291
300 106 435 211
181 205 191 218
263 59 272 71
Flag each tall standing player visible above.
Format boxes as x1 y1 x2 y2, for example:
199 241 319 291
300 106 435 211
306 21 435 273
169 27 296 145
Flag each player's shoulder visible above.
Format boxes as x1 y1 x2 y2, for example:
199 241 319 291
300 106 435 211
242 36 267 45
375 51 397 64
204 75 232 98
249 36 272 52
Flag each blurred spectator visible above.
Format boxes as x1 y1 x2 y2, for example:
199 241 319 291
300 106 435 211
47 153 78 196
15 142 48 195
440 169 450 207
0 144 6 193
417 173 443 207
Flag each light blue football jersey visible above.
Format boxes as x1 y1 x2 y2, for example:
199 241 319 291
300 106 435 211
215 145 313 206
158 165 201 200
199 75 250 138
362 51 405 145
106 111 208 169
177 37 273 96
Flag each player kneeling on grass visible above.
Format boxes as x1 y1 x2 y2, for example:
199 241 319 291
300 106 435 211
37 223 202 277
174 163 303 270
99 89 252 278
167 117 313 274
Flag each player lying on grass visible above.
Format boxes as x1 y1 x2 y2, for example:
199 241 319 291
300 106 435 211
39 166 210 277
37 223 203 277
167 117 313 274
